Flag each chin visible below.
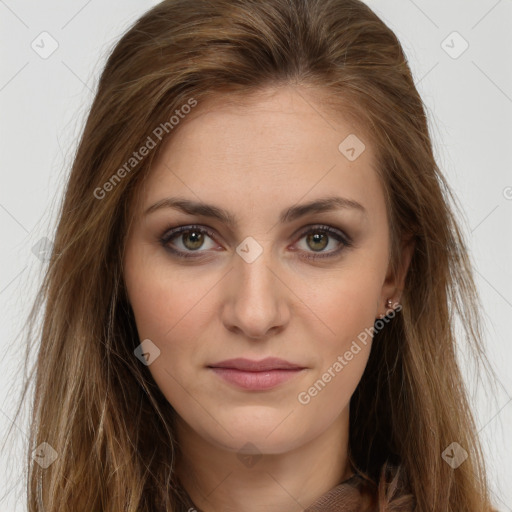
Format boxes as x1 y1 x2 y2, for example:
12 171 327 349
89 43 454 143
197 413 312 454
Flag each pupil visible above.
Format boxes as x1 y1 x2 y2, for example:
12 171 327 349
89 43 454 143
183 231 203 250
308 232 327 251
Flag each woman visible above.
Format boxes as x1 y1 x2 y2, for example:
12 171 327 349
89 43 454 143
11 0 497 510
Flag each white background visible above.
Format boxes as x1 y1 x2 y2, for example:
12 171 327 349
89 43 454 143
0 1 511 510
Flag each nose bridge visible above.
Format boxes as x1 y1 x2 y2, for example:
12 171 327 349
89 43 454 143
224 238 288 338
238 246 275 299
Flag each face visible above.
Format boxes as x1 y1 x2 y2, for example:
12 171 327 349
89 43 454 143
123 86 405 456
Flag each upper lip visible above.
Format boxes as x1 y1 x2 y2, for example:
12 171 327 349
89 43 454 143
208 357 305 371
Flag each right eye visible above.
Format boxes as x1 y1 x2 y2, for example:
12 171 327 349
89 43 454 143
159 224 221 259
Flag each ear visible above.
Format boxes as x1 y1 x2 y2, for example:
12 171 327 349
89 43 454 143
377 234 415 318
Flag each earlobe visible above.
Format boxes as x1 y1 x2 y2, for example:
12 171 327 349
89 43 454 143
377 298 397 319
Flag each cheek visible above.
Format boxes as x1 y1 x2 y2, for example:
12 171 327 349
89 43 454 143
294 276 376 420
295 340 370 440
124 243 214 343
297 258 385 348
291 254 385 408
123 250 218 399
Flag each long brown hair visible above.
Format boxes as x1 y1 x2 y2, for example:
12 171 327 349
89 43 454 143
5 0 496 510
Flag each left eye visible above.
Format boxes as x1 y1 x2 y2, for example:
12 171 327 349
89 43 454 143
296 229 342 253
159 224 352 260
293 225 352 260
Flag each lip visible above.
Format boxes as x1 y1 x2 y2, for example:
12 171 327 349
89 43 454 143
207 358 307 391
208 357 305 371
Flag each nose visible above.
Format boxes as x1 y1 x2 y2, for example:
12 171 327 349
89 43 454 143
221 247 290 340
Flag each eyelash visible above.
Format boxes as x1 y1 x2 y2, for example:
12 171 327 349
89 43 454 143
158 224 353 261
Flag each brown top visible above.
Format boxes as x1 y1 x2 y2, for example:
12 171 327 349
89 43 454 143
303 474 376 511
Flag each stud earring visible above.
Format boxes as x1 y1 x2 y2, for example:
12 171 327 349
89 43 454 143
377 298 402 321
378 298 393 319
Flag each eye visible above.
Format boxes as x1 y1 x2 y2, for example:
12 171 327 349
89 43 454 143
293 225 352 260
159 225 219 259
159 224 352 260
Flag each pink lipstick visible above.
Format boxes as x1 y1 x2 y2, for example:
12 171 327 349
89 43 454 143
208 357 306 391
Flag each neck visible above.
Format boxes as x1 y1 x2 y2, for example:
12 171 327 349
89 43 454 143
175 407 352 512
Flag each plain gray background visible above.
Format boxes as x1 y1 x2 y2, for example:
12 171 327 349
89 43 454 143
1 0 511 510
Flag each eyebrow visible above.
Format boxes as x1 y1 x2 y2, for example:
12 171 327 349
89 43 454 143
144 195 367 226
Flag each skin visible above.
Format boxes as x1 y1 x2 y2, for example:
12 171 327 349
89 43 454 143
123 86 413 512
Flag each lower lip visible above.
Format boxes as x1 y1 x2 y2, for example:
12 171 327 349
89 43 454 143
209 367 305 390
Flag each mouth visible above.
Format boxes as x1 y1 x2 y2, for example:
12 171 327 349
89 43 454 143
207 357 307 391
208 357 305 372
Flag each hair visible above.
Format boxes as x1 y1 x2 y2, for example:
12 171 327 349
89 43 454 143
4 0 497 510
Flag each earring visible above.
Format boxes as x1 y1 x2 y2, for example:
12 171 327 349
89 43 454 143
378 298 393 319
377 298 402 320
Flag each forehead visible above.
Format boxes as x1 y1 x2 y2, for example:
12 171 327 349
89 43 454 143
135 86 384 225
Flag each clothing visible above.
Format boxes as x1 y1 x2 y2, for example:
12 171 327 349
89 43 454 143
303 474 375 511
